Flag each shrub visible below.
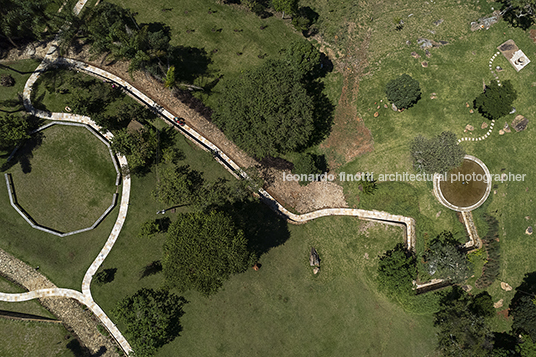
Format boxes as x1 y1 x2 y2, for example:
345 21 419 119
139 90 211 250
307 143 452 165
474 80 517 120
292 153 326 186
385 74 421 109
411 131 465 174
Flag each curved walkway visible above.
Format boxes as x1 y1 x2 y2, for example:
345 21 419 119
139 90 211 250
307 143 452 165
0 1 422 356
0 0 132 354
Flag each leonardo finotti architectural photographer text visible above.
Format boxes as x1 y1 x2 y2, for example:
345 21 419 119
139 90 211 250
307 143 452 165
283 172 527 183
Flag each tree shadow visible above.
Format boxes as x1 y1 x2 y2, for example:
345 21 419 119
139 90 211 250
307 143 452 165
223 199 290 258
510 271 536 310
170 46 212 84
139 260 162 279
1 131 44 173
66 339 107 357
0 63 38 75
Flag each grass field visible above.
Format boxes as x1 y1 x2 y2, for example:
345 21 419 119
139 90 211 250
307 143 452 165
0 60 40 113
301 0 536 333
0 277 76 357
9 125 117 233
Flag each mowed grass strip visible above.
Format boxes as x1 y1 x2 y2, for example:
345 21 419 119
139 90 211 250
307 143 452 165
9 125 117 233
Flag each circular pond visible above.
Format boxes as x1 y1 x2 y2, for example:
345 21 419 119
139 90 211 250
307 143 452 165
434 155 491 212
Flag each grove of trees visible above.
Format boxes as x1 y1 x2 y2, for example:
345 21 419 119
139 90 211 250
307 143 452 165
411 131 466 174
162 211 256 296
213 59 315 159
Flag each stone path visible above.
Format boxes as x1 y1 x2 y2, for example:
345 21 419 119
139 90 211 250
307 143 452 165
0 0 424 355
0 0 132 355
457 51 501 144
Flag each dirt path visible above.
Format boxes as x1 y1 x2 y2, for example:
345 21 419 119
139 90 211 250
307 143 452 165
320 29 374 168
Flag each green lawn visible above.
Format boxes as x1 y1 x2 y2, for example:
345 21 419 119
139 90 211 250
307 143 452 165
302 0 536 333
107 0 304 107
0 60 40 113
94 209 438 356
0 277 76 357
8 125 117 233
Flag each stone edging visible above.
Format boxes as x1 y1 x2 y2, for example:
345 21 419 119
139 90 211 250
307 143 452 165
432 155 492 212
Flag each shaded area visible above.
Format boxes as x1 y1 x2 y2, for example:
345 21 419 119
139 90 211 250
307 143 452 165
139 260 162 280
224 200 291 258
0 309 60 323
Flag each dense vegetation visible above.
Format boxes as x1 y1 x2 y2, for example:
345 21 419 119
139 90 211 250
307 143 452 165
385 74 421 110
0 114 30 150
162 211 256 296
113 288 186 357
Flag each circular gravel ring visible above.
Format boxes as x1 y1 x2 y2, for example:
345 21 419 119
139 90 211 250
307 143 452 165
433 155 491 212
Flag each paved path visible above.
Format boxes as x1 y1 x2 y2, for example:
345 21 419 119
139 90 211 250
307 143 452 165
0 0 427 355
0 0 133 355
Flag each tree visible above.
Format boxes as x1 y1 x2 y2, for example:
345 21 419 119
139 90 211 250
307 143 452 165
113 288 186 357
426 232 472 283
292 153 323 186
470 292 495 318
411 131 465 174
377 243 417 297
501 0 536 29
213 59 315 159
0 114 30 150
512 296 536 342
0 0 57 48
474 80 517 120
110 127 160 174
284 40 321 79
153 165 205 207
164 65 176 89
435 287 494 356
385 74 421 109
138 219 160 238
272 0 298 18
162 211 256 296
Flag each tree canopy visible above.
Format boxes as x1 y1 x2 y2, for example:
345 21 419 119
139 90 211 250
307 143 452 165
0 0 57 47
425 231 472 283
411 131 466 174
284 40 321 79
385 74 421 109
474 80 517 120
113 288 186 357
0 114 30 151
213 59 315 159
501 0 536 29
162 211 255 296
377 243 417 297
435 287 494 356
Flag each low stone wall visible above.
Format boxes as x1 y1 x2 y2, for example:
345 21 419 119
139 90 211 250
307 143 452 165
5 122 121 237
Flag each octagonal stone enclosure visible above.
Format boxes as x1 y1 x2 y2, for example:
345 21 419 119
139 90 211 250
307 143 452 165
433 155 492 212
4 122 121 237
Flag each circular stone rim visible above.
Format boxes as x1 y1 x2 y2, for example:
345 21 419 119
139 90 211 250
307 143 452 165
433 155 492 212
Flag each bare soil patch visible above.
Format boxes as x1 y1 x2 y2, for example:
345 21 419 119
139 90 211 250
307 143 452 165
320 30 374 168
